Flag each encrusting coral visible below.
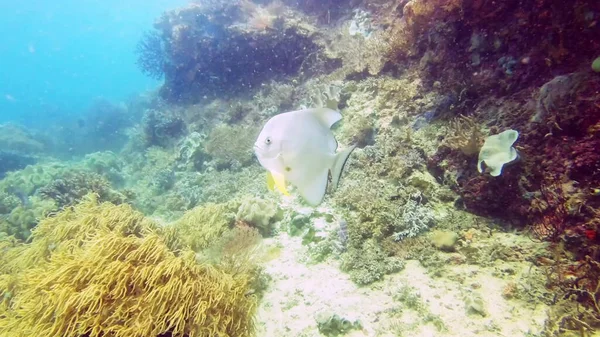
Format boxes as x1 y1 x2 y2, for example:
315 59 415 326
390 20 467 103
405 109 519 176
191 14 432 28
0 195 258 337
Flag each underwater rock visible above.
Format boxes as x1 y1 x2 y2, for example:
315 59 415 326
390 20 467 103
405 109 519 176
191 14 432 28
314 310 362 337
82 151 125 187
465 292 486 317
0 151 35 179
431 230 459 252
79 99 134 153
0 123 45 154
406 171 439 196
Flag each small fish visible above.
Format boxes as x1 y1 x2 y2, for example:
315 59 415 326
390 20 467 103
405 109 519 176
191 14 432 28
254 107 355 206
337 219 348 246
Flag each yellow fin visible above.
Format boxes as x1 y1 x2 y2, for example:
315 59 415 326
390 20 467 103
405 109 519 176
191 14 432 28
267 171 290 196
266 171 275 191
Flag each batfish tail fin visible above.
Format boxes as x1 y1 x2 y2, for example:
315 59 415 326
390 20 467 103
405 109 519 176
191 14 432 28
330 145 356 192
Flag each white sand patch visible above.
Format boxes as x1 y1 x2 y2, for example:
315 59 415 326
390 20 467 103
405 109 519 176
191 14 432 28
256 232 550 337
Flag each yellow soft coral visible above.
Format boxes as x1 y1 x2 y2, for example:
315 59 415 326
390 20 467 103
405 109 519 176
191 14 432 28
0 195 257 337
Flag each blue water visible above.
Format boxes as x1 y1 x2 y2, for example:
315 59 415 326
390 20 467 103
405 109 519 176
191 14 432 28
0 0 185 127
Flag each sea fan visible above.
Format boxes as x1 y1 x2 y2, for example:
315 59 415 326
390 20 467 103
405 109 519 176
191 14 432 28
135 30 166 80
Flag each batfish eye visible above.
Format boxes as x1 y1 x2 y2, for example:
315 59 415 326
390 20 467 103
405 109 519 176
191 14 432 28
265 137 272 145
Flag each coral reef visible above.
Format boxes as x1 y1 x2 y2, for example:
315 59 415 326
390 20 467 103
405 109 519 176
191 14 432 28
0 196 259 337
38 170 127 208
81 151 125 187
0 196 56 241
0 0 596 333
340 239 405 285
146 1 321 103
429 72 600 250
141 109 186 147
204 124 259 170
0 151 35 179
50 99 137 156
176 131 209 171
169 202 236 252
0 123 45 154
0 160 132 241
0 191 20 215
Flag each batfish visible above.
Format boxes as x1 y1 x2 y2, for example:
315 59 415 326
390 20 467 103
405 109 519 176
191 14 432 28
254 107 355 206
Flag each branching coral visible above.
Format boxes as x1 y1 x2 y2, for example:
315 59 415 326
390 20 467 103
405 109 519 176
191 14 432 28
38 171 127 208
391 192 436 241
0 195 258 337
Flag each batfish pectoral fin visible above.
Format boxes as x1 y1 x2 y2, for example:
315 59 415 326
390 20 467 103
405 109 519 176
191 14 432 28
267 170 290 196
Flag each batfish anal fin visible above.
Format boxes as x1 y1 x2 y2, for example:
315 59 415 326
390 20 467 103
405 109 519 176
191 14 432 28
266 171 275 191
268 170 290 196
330 145 356 192
297 169 329 206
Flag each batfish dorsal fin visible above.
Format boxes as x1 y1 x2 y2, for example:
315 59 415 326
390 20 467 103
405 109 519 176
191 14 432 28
307 107 342 129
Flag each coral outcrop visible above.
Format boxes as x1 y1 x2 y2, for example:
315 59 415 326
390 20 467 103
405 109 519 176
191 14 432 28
143 1 321 103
